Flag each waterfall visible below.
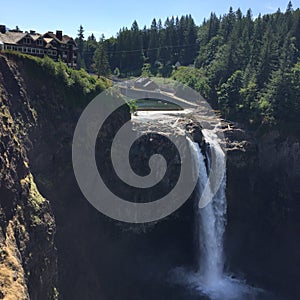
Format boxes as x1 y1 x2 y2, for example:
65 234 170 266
187 130 263 300
195 130 227 288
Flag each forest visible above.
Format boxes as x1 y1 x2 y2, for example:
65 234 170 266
76 2 300 129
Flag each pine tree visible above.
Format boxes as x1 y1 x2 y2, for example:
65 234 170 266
93 43 111 77
286 1 293 13
83 35 98 72
77 25 85 69
148 18 159 65
129 20 144 73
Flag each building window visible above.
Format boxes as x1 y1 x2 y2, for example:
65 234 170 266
32 48 36 53
48 50 56 56
24 37 31 44
36 39 43 46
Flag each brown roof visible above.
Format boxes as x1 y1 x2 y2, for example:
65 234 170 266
0 30 77 47
30 34 42 41
62 35 71 43
43 32 61 43
0 31 27 44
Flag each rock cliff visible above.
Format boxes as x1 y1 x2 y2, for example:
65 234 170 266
0 55 57 299
223 124 300 299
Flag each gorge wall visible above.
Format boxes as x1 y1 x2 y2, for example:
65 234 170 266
0 55 57 299
224 125 300 299
0 53 299 299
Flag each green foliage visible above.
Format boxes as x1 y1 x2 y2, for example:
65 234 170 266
78 15 198 76
5 51 110 106
126 99 138 115
93 43 111 77
171 66 210 98
174 7 300 129
76 7 300 130
141 63 153 77
218 70 243 119
83 34 98 73
76 25 85 69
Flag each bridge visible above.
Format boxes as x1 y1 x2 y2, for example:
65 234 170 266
118 86 200 110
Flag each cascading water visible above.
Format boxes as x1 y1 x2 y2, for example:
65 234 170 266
186 129 264 300
195 130 227 288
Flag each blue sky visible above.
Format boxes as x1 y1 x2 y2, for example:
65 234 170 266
1 0 300 39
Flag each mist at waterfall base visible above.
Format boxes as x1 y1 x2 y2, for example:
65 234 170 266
171 132 268 300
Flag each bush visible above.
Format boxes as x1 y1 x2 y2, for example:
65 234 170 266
4 51 111 106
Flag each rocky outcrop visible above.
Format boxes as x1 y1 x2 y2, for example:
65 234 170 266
0 55 57 299
223 124 300 299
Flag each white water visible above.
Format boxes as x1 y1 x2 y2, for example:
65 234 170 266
188 130 264 300
195 131 227 287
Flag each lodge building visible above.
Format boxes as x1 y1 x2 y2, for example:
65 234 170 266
0 25 77 68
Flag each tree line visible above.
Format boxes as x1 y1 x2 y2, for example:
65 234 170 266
75 15 198 77
191 2 300 127
76 1 300 129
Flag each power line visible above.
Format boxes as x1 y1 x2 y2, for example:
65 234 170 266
105 42 199 54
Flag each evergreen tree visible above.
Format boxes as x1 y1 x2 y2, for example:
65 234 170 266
93 43 111 77
129 20 144 73
148 18 159 65
83 34 98 72
76 25 85 69
286 1 293 13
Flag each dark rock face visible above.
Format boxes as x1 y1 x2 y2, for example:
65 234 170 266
0 55 57 299
224 126 300 299
186 122 204 145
